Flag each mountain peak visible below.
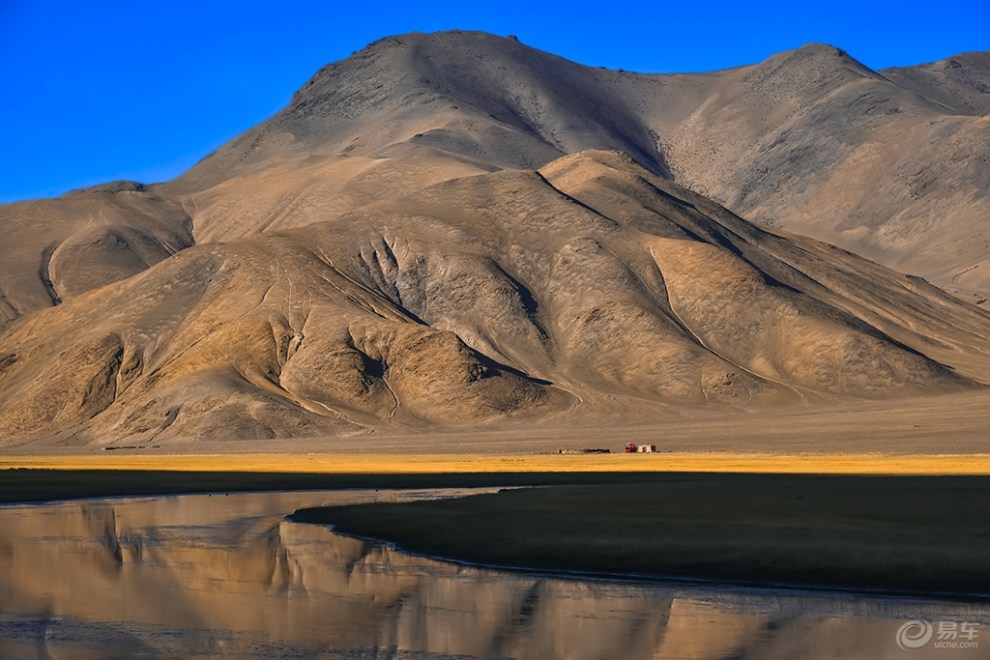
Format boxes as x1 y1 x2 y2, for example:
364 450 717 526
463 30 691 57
184 28 669 186
287 30 542 114
770 42 877 76
794 42 849 56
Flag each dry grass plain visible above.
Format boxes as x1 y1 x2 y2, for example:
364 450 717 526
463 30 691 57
5 451 990 476
4 389 990 478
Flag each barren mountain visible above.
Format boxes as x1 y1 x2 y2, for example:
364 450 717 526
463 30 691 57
1 149 987 446
1 31 988 446
166 33 990 305
883 51 990 116
0 183 193 324
651 45 990 307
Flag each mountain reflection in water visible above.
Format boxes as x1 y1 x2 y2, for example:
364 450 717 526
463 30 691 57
0 490 986 659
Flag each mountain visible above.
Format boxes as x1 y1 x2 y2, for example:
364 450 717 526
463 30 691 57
1 150 987 446
0 183 193 324
1 32 988 447
883 51 990 116
652 45 990 308
168 33 990 306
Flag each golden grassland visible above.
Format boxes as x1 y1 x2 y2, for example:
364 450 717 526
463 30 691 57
4 451 990 475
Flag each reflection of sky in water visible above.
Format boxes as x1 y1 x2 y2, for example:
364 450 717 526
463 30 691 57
0 491 986 659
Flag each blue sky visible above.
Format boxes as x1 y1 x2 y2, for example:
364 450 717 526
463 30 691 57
2 0 988 203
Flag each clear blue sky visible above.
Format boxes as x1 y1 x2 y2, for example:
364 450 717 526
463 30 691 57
2 0 988 203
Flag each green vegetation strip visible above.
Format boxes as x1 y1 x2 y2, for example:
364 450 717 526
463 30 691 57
291 474 990 595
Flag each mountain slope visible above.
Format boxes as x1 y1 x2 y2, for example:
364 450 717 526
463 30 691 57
0 183 193 323
883 51 990 116
0 151 985 447
163 32 990 305
649 44 990 306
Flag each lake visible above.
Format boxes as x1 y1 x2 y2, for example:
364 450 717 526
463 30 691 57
0 490 986 659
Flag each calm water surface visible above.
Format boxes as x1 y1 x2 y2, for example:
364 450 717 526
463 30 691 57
0 490 987 659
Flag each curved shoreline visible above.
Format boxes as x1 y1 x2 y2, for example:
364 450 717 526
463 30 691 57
310 525 990 603
290 475 990 598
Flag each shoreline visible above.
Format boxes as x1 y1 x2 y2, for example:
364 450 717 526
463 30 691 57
290 474 990 597
318 526 990 603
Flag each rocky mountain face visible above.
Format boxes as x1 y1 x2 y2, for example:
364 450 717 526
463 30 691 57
1 31 988 446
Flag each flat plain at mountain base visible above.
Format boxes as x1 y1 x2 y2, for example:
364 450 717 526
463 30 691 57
3 388 987 456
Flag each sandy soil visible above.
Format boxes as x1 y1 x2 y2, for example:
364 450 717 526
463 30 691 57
4 389 986 459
